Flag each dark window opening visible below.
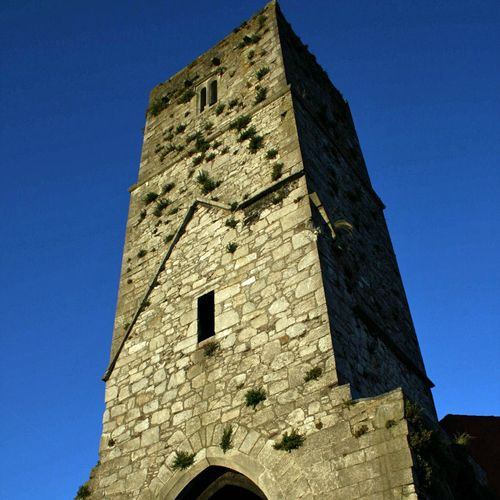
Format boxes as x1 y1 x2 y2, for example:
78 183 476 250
200 87 207 112
209 80 218 106
198 291 215 342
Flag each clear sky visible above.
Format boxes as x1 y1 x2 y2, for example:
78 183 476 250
1 1 498 498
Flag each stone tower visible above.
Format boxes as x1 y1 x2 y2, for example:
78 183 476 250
89 2 450 498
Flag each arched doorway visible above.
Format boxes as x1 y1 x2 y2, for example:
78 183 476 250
176 466 267 499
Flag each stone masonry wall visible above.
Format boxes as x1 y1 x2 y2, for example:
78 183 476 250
275 6 436 419
109 2 295 363
92 2 431 498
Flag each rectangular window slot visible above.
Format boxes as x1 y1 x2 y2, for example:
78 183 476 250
198 291 215 342
209 80 217 106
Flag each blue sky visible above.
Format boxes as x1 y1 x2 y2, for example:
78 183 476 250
1 1 498 498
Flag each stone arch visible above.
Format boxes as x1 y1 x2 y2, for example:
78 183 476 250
155 453 285 500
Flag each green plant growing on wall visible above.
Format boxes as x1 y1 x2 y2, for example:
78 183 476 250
255 86 267 104
108 437 115 447
190 132 210 153
304 366 322 382
353 424 368 438
138 209 147 222
205 152 216 162
143 192 159 205
169 207 179 215
238 126 257 142
214 102 226 115
147 96 169 117
248 49 255 61
175 123 186 134
203 341 219 357
229 114 252 131
164 233 175 244
192 154 205 166
454 432 472 447
238 33 261 48
256 66 270 80
271 162 284 181
248 134 264 153
172 451 196 470
405 400 438 490
273 429 305 452
211 140 222 149
153 198 171 217
75 484 91 499
177 88 195 104
220 426 233 453
342 399 356 408
162 182 175 194
257 14 267 29
228 98 239 109
266 148 278 159
385 419 397 429
137 249 147 258
245 388 266 409
226 242 238 253
196 170 220 194
225 217 238 228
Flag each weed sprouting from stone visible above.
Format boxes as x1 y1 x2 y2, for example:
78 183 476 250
220 426 233 453
304 367 322 382
273 429 305 452
226 242 238 254
162 182 175 194
238 126 257 142
256 66 270 80
229 114 251 131
225 217 238 228
454 432 472 447
271 162 284 181
353 424 368 438
153 198 171 217
255 86 267 104
147 96 169 117
266 148 278 159
245 388 266 409
342 399 356 409
248 134 264 153
203 341 219 357
143 192 159 205
172 451 196 470
75 484 91 499
385 419 397 429
177 88 195 104
196 170 220 194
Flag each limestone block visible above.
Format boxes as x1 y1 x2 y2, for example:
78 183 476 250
140 426 159 447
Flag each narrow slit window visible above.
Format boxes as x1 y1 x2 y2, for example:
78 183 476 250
197 291 215 342
209 80 218 106
200 87 207 112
